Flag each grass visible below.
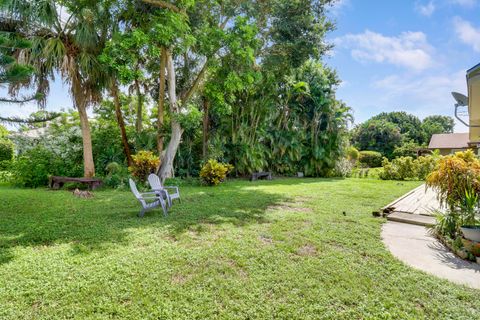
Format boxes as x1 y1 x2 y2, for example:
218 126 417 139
0 178 478 319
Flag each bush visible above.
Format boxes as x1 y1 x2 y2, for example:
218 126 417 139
333 158 354 177
103 162 129 189
346 146 359 162
416 154 439 180
10 145 62 187
380 154 440 181
200 159 233 186
392 140 420 158
426 150 480 211
0 170 11 183
0 138 14 162
128 151 160 183
380 156 417 180
358 151 383 168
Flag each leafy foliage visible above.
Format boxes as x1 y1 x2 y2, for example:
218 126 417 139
371 112 424 144
352 120 402 158
380 154 440 181
421 115 455 141
0 138 13 162
128 151 160 183
426 150 480 211
200 159 233 186
9 145 62 188
358 151 383 168
352 112 455 159
392 140 421 158
346 146 360 162
380 157 417 181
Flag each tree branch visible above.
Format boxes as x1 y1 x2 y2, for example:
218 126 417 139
180 61 208 104
0 113 61 124
0 94 40 104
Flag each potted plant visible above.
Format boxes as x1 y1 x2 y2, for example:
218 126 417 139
426 150 480 242
460 188 480 242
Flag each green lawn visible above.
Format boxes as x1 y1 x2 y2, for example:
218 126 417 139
0 178 478 319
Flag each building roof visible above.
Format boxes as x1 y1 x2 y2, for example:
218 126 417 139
467 62 480 75
428 133 470 149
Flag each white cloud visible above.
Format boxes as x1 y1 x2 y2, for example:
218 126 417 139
335 30 434 71
415 1 436 16
450 0 477 7
370 70 469 129
453 17 480 52
329 0 351 16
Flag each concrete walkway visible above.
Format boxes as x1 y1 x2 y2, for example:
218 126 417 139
382 221 480 290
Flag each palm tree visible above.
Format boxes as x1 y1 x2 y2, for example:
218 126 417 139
0 0 110 177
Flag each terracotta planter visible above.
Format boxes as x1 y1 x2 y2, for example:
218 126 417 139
461 226 480 242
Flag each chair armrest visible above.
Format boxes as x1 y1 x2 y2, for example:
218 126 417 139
140 195 160 199
142 191 159 194
163 186 179 192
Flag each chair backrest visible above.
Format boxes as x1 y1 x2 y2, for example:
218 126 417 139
129 178 142 199
148 174 162 190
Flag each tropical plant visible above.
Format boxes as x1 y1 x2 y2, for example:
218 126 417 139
380 157 416 181
128 151 160 183
0 0 113 177
200 159 233 186
426 150 480 210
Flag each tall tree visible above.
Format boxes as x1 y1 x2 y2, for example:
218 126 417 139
351 119 402 158
372 111 424 144
421 115 455 142
0 0 111 177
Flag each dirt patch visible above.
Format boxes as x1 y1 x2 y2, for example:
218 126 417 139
259 234 274 245
296 244 317 256
171 273 191 285
225 259 248 279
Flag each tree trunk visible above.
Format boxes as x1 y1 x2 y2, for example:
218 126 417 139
157 47 167 155
134 78 143 133
77 103 95 178
111 82 133 167
72 75 95 178
202 97 209 160
158 49 184 180
158 120 183 179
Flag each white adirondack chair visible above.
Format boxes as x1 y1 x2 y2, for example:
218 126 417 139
147 174 181 207
129 178 168 217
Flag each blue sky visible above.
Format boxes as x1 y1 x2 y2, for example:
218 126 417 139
328 0 480 132
3 0 480 132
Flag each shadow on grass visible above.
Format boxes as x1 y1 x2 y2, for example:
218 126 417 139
0 180 297 264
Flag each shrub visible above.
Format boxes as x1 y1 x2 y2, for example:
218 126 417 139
333 158 354 177
380 154 439 181
358 151 383 168
392 140 420 158
10 145 62 187
0 138 14 162
128 151 160 183
103 162 129 189
200 159 233 186
415 154 439 180
426 150 480 211
346 146 360 162
381 156 417 181
0 170 11 183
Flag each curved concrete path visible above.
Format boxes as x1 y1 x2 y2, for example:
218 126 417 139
382 221 480 289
